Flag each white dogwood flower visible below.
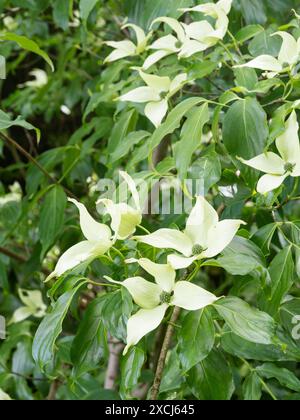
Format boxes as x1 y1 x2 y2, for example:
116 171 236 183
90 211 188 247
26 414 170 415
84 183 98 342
105 258 218 354
239 111 300 194
119 69 188 127
104 24 152 63
46 172 141 281
143 17 208 70
10 289 47 324
97 171 142 241
235 31 300 78
180 0 232 45
134 196 245 270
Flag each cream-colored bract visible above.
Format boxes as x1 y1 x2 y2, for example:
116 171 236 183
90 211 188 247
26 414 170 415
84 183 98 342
239 111 300 194
0 388 12 400
97 171 142 240
119 69 188 127
235 31 300 78
134 196 245 269
46 172 141 281
105 258 218 354
143 0 232 70
143 17 208 70
104 24 152 63
9 289 47 325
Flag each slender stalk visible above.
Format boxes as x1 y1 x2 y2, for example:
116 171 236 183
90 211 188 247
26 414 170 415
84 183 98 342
150 306 181 400
0 132 77 199
0 246 27 263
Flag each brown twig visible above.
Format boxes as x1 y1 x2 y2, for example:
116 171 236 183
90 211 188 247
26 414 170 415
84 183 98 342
0 246 51 275
0 246 27 263
46 379 61 401
0 132 78 199
150 306 181 400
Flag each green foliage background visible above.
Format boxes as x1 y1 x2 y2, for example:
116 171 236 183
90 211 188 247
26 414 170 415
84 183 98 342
1 0 300 401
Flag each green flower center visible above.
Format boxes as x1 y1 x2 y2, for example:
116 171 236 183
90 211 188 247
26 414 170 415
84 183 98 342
160 91 169 100
160 291 173 304
284 162 295 173
175 41 183 49
192 244 206 256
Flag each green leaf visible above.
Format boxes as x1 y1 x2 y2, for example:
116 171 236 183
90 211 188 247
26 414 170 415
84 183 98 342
0 110 41 143
39 186 67 257
248 29 281 57
71 296 109 376
189 146 221 194
251 223 277 256
53 0 70 30
280 298 300 344
221 328 300 362
108 109 137 154
235 25 264 43
188 61 218 80
187 350 234 400
263 247 294 316
215 297 276 345
223 97 269 160
205 236 265 276
234 68 258 91
102 289 133 342
79 0 99 23
149 97 206 154
174 103 209 179
123 0 193 30
120 347 145 399
243 372 262 400
131 98 206 167
111 130 150 163
32 282 86 373
256 363 300 392
177 308 215 372
0 32 54 71
239 0 267 24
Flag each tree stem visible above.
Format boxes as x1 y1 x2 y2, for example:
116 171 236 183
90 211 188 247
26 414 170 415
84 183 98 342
0 132 78 199
150 306 181 400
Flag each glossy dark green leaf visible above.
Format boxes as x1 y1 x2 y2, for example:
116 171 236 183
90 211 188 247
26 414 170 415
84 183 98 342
223 98 269 160
263 247 294 316
174 103 209 179
251 223 277 256
215 297 276 345
243 372 262 400
120 346 145 399
205 236 265 276
256 363 300 392
221 327 300 362
32 282 86 372
102 289 133 341
39 186 67 257
178 308 215 372
71 296 109 376
187 350 234 400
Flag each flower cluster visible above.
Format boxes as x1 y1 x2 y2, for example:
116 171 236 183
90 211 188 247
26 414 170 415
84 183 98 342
239 111 300 194
47 173 245 354
104 0 233 127
235 31 300 78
